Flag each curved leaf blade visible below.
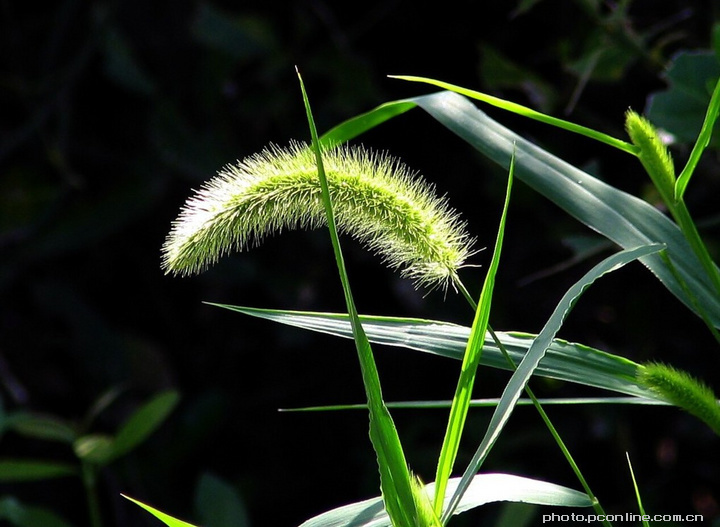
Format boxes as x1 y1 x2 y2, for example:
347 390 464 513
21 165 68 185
444 244 661 521
322 91 720 328
298 473 592 527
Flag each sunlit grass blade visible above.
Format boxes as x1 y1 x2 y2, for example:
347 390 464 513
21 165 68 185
122 495 198 527
388 75 637 155
297 474 592 527
280 397 671 412
298 70 424 527
318 100 417 149
322 92 720 329
320 90 720 329
675 76 720 201
442 243 663 523
415 92 720 331
433 156 512 516
210 305 665 400
625 453 650 527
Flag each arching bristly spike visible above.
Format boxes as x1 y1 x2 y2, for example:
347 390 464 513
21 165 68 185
638 362 720 436
161 142 476 291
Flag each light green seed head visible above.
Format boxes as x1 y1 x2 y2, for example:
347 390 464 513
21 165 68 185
162 142 476 291
410 474 442 527
638 362 720 436
624 110 676 201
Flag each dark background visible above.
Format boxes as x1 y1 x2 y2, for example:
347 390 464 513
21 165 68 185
2 1 720 526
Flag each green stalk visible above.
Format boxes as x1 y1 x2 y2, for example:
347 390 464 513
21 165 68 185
625 453 650 527
671 200 720 299
487 327 611 527
390 75 638 155
432 159 513 517
674 77 720 201
297 69 432 527
82 462 104 527
626 109 720 336
458 280 611 526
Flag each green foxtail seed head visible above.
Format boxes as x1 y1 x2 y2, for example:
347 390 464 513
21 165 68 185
411 474 442 526
161 142 475 291
625 110 676 203
638 362 720 436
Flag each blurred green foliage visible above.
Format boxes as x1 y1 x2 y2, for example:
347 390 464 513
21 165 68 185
1 1 719 526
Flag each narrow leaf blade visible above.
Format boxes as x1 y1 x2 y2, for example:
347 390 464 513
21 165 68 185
433 156 512 515
443 244 662 521
210 305 661 401
123 495 199 527
322 91 720 328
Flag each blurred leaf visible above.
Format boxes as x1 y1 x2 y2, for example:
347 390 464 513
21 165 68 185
646 51 720 146
82 386 126 431
0 168 61 235
191 2 275 60
479 46 556 112
3 412 77 443
150 102 232 180
112 390 180 462
0 496 75 527
73 434 116 465
511 0 544 16
0 459 77 482
17 172 162 261
566 36 637 83
102 27 157 96
194 472 250 527
74 391 178 465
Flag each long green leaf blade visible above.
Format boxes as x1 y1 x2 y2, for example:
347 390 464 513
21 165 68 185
412 92 720 329
675 76 720 201
0 459 77 482
321 92 720 329
281 397 670 412
0 496 75 527
298 71 421 527
443 244 662 522
209 305 662 401
389 76 637 155
433 156 512 515
111 390 180 462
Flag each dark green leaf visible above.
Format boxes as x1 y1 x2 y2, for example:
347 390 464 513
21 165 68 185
4 413 77 444
0 459 77 482
194 472 250 527
323 91 720 328
646 51 720 147
112 390 180 460
0 496 75 527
